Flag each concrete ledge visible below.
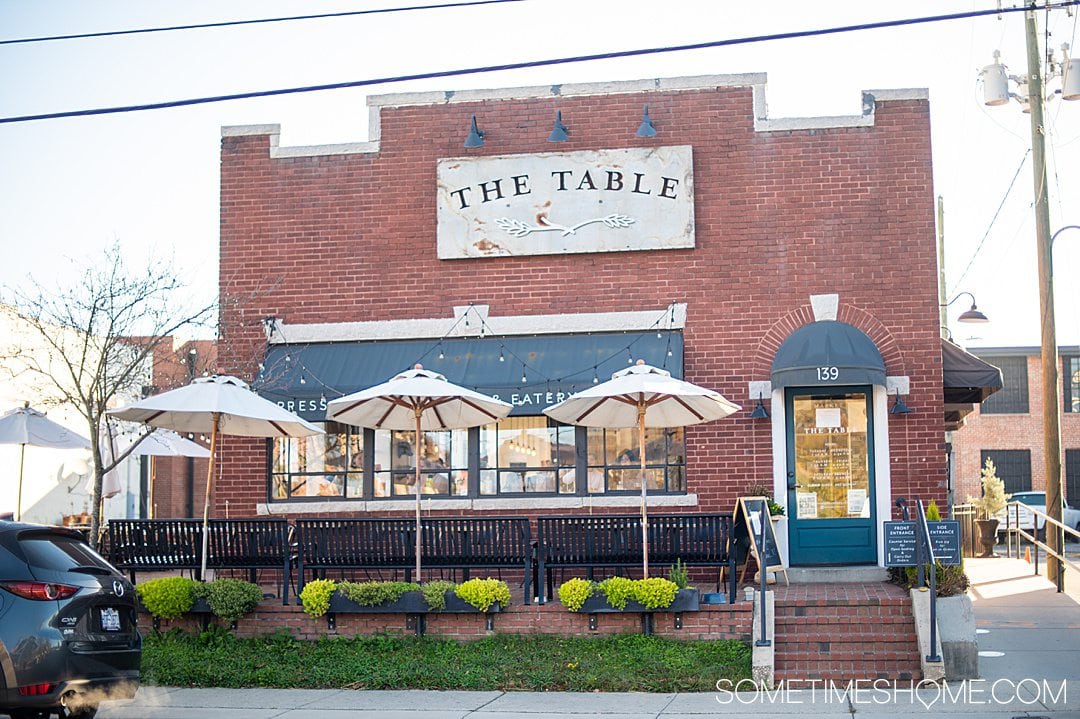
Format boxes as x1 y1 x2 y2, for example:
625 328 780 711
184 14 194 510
909 588 946 682
751 590 775 689
785 566 888 583
937 594 978 680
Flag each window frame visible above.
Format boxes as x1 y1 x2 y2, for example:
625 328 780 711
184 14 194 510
980 449 1033 495
1064 355 1080 414
269 422 363 501
978 355 1029 415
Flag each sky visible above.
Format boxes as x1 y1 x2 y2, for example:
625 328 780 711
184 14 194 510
1 0 1079 349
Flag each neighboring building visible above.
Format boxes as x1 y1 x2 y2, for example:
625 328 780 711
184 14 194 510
213 73 999 568
952 347 1080 509
0 303 214 523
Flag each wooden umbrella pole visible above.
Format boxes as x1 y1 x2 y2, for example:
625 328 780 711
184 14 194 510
199 413 220 581
414 408 423 583
16 443 26 522
639 403 648 579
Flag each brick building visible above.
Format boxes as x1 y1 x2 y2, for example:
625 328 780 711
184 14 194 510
213 73 995 568
951 347 1080 512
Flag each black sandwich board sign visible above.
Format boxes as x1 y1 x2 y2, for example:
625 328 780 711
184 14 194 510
884 520 961 567
733 497 786 574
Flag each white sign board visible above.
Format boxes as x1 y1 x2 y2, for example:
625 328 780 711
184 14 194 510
436 146 695 259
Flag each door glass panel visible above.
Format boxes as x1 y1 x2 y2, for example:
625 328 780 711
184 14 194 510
792 392 870 520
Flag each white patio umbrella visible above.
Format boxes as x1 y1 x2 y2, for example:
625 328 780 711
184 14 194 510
326 364 512 580
0 402 91 521
103 425 210 517
108 375 322 576
544 360 740 577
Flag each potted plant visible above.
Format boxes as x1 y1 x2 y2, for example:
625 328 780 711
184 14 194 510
558 576 699 613
300 578 510 618
747 484 785 518
968 458 1008 557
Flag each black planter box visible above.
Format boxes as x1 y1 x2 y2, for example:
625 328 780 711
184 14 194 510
328 590 503 614
576 588 700 613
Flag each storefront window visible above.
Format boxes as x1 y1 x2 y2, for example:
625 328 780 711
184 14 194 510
373 429 467 498
268 418 690 501
270 422 362 499
479 417 576 495
791 394 870 520
586 426 685 493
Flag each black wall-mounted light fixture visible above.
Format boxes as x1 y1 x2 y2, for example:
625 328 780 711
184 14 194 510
548 110 569 142
636 104 657 137
464 115 484 148
749 398 769 419
944 291 989 323
890 390 913 415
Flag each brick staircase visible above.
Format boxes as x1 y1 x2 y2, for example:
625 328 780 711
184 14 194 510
773 582 922 682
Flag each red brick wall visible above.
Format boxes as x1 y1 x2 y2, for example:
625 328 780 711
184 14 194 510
217 81 944 519
147 339 216 519
953 353 1080 503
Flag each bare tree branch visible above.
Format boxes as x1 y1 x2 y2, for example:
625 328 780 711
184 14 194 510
0 241 215 548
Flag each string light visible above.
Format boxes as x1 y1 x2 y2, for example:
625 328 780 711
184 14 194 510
259 302 681 397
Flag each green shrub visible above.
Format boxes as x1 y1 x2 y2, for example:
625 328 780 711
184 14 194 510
597 576 636 610
299 579 337 618
198 578 264 622
558 578 594 612
137 576 197 620
667 559 690 589
421 580 457 610
455 578 510 612
633 577 679 610
337 581 421 607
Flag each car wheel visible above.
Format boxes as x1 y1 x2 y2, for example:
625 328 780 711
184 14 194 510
9 710 52 719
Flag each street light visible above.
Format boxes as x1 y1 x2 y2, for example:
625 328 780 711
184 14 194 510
980 5 1078 591
943 292 990 324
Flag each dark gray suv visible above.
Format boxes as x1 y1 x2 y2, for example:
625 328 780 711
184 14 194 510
0 522 140 718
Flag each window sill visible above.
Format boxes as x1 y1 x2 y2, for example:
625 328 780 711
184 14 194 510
257 494 699 515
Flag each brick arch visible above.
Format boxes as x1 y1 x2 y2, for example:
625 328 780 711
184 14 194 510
752 303 907 379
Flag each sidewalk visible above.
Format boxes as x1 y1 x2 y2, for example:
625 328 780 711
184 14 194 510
93 558 1080 719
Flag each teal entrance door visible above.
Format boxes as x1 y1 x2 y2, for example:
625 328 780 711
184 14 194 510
785 387 877 565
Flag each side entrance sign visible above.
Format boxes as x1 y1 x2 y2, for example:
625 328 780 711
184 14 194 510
884 520 961 566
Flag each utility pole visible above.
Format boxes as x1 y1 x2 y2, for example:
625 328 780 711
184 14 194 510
1023 2 1063 589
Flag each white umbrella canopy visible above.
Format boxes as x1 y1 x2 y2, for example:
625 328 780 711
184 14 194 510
101 426 211 516
0 403 91 520
108 375 322 575
326 365 512 580
544 361 741 577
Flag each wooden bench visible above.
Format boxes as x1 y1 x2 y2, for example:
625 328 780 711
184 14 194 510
536 513 737 604
107 518 293 604
294 517 533 604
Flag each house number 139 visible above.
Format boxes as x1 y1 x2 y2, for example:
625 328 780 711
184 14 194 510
817 366 839 381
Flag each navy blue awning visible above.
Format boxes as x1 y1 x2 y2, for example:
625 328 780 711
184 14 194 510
770 321 886 389
258 331 684 421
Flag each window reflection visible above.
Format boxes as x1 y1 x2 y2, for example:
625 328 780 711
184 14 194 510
270 422 360 499
373 428 467 498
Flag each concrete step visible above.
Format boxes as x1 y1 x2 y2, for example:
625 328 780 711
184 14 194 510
784 566 889 583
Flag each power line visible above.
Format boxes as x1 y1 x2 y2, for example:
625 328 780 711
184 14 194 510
3 1 1079 125
950 149 1031 293
0 0 525 46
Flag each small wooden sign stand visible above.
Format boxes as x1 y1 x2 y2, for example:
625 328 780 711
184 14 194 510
735 496 789 586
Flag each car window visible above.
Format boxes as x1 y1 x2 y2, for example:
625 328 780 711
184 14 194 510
19 536 116 573
1017 494 1045 506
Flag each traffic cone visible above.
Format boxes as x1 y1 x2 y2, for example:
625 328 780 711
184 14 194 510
1024 546 1031 563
